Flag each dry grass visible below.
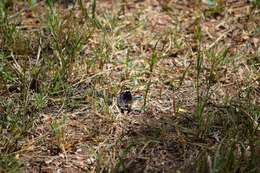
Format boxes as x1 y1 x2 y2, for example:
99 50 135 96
0 0 259 172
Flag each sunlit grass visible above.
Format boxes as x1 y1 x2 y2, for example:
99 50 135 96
0 0 259 172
